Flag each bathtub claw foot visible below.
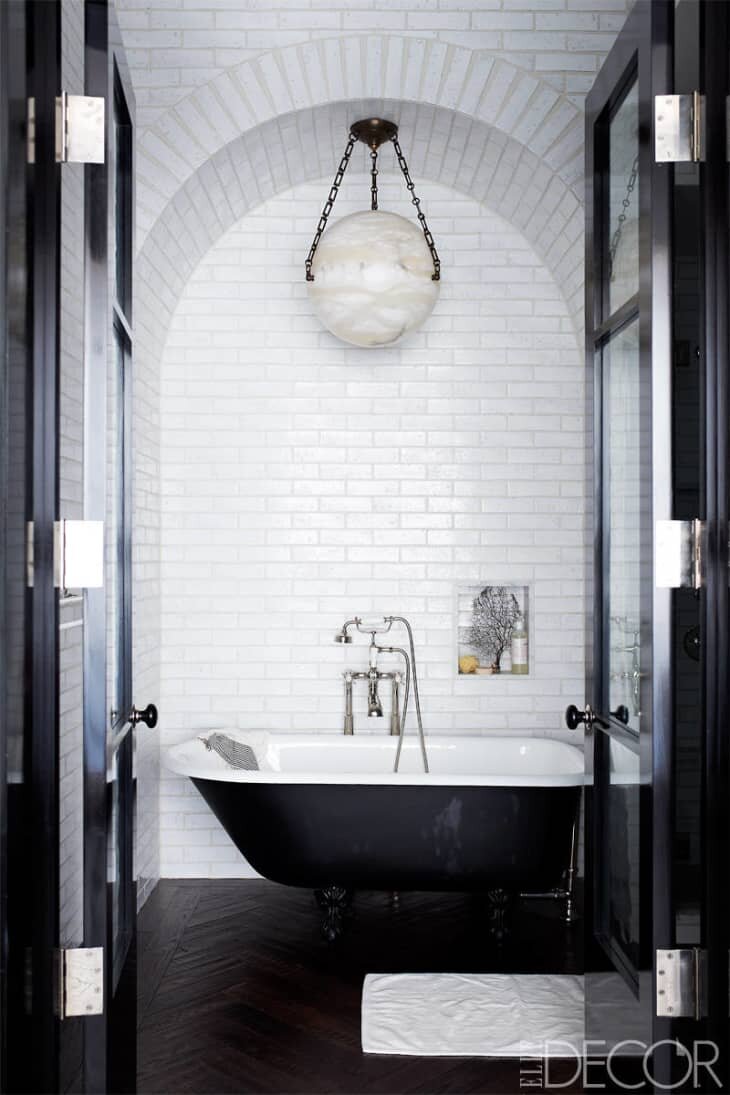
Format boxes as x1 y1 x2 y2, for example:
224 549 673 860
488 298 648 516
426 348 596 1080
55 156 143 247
486 887 514 942
314 885 353 942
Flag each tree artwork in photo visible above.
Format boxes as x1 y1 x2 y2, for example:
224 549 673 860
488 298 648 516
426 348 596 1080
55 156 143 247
468 586 521 672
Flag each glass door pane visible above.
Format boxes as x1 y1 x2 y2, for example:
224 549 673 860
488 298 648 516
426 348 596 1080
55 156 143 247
106 39 137 1075
605 318 642 734
593 315 646 998
607 82 640 316
107 324 132 991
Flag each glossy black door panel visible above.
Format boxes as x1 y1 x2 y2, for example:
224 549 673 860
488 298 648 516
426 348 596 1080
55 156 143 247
1 1 34 1089
1 2 138 1089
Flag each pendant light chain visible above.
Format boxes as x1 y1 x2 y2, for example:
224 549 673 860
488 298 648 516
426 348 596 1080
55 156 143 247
370 148 378 211
391 135 441 281
305 133 357 282
608 152 639 282
305 123 441 283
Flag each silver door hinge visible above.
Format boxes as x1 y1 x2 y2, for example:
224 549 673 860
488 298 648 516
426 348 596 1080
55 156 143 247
655 91 704 163
657 948 707 1020
54 520 104 590
26 521 103 589
655 518 703 589
56 947 104 1019
55 91 105 164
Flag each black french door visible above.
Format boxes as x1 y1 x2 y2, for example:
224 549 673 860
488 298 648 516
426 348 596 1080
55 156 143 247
584 0 730 1087
584 0 671 1075
0 2 139 1091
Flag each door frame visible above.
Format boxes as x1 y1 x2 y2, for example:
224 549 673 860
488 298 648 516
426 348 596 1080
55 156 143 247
83 1 138 1090
0 2 11 1087
28 0 63 1087
700 0 730 1073
1 1 138 1089
104 9 138 1090
584 0 674 1050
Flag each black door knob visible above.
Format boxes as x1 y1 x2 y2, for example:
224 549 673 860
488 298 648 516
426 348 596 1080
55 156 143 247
611 704 630 725
565 704 597 731
130 703 158 729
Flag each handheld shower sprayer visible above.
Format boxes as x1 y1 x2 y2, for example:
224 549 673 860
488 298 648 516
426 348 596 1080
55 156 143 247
334 617 393 644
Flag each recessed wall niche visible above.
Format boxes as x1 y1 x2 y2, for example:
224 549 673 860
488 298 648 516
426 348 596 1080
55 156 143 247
456 584 531 677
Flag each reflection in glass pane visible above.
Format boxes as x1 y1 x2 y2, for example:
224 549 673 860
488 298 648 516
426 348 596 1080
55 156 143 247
114 70 132 316
108 734 133 991
109 746 120 980
608 80 639 315
603 734 641 981
605 318 642 733
672 173 702 943
108 334 121 727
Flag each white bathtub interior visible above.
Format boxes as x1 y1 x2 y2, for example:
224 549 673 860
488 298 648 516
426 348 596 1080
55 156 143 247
165 732 584 786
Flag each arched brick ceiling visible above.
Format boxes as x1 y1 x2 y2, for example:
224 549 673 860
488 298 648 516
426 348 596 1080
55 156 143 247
132 36 586 248
136 98 584 374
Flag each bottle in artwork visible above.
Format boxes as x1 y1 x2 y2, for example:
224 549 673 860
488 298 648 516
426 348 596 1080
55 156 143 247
511 616 528 675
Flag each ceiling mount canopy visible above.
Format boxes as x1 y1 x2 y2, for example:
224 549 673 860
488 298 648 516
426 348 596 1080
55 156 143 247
348 117 399 150
305 117 441 348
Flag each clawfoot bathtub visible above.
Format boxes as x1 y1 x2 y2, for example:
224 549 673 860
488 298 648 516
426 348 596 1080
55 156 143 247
165 733 583 940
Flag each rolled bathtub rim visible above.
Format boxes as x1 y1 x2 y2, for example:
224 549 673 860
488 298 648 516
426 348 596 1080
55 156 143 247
163 731 585 788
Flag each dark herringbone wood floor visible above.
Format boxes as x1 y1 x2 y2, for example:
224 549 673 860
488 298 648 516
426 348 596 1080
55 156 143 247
137 880 582 1095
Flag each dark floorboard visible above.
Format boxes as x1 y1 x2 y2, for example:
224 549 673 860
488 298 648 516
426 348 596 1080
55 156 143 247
138 880 583 1095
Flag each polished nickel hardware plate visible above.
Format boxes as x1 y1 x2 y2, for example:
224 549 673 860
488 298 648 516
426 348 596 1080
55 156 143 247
655 92 703 163
56 92 105 164
656 948 707 1019
57 947 104 1019
655 519 702 589
54 520 104 590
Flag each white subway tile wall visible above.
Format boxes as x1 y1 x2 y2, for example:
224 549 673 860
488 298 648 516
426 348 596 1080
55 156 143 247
159 177 584 877
115 0 633 892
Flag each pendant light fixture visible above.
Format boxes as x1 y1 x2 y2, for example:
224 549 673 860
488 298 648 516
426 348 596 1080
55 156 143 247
305 118 441 348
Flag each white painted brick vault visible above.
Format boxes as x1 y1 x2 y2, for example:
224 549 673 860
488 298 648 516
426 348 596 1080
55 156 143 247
113 0 633 888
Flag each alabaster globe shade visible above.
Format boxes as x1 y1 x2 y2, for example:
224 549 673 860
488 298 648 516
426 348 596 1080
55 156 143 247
307 209 440 348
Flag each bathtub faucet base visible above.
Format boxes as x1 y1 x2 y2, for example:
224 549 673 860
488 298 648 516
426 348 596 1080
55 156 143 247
342 670 402 736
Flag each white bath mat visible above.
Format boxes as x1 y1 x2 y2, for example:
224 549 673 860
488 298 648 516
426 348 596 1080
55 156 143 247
362 973 584 1057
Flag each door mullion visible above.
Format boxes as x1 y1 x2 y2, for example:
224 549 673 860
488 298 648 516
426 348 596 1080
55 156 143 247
82 0 110 1090
28 1 62 1089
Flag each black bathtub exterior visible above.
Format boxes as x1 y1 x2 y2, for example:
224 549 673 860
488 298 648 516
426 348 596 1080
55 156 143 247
192 779 581 892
